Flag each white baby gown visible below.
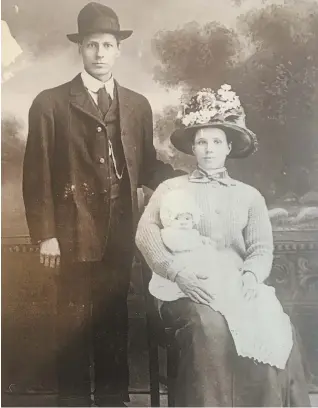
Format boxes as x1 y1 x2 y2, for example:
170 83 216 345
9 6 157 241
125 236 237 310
149 227 293 370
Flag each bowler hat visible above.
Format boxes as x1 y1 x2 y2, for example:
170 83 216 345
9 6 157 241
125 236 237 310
67 2 133 43
170 86 258 159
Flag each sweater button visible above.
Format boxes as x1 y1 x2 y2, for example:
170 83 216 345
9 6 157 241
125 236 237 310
99 157 105 164
215 209 221 214
97 126 102 132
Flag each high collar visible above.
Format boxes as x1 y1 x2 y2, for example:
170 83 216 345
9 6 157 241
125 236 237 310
201 166 226 176
189 167 237 186
81 70 115 99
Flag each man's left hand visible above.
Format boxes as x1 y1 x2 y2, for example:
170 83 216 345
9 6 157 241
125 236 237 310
241 271 258 300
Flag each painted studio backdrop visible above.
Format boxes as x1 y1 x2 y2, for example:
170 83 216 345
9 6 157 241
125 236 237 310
2 0 318 396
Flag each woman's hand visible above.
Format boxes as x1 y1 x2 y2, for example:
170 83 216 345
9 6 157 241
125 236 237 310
175 268 214 306
241 271 258 300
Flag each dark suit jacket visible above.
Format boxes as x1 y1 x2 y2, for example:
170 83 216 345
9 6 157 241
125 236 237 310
23 74 176 262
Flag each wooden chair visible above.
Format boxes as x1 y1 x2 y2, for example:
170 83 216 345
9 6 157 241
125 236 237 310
140 259 179 407
137 188 179 406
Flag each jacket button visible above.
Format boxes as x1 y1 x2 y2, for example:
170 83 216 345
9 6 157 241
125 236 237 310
97 126 102 132
99 158 105 164
215 209 221 214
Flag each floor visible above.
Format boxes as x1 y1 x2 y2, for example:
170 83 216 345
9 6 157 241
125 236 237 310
2 393 317 407
1 393 167 407
128 394 167 407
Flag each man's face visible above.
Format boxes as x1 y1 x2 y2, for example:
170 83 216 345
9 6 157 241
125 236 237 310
192 127 231 170
79 32 120 81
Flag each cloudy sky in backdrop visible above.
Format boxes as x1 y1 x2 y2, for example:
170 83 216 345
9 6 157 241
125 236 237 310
2 0 290 133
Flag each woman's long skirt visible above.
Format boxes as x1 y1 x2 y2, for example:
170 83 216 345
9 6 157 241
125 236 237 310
161 298 311 407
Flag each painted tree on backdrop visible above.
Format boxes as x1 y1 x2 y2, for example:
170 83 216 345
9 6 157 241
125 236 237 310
152 2 318 204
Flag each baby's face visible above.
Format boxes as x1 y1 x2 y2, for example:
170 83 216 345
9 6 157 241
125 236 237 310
171 213 194 230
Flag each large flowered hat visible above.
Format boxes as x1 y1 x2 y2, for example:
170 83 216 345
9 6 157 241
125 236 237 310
170 84 258 158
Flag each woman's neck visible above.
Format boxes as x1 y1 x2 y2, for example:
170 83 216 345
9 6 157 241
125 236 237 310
198 166 226 176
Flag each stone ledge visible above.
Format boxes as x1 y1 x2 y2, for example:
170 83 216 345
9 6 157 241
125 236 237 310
2 231 318 253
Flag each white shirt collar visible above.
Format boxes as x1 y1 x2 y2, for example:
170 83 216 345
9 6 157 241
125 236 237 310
81 70 115 99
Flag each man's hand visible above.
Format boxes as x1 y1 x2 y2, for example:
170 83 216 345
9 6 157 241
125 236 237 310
40 238 61 268
175 268 214 306
241 271 258 300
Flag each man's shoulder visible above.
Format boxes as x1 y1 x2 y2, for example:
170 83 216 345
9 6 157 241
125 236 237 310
117 84 150 109
31 79 74 108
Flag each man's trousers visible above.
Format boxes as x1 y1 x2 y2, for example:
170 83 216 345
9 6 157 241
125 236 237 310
56 194 134 406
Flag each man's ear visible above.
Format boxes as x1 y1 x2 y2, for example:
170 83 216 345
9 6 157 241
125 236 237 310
116 42 121 57
78 43 82 55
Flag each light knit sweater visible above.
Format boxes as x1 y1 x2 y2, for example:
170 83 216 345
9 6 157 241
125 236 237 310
135 174 274 284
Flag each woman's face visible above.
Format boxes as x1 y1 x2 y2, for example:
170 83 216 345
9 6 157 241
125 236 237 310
192 127 231 170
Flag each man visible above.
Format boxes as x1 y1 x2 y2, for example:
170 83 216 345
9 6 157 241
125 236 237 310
23 3 178 406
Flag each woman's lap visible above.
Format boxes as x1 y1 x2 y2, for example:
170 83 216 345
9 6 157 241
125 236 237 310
161 298 230 337
160 298 310 407
161 299 235 406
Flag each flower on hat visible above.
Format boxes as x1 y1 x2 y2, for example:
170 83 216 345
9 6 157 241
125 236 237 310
171 84 258 158
180 84 244 127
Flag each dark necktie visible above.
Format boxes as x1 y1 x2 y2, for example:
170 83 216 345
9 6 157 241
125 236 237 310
97 86 111 116
97 86 125 179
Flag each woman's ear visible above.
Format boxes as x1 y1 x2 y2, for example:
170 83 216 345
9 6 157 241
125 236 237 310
228 142 232 155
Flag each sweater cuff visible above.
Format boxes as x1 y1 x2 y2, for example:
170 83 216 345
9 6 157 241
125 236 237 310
243 270 259 283
166 258 185 282
242 259 271 283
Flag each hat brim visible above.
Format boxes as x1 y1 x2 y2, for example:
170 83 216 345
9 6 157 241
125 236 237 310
170 122 258 159
67 29 133 43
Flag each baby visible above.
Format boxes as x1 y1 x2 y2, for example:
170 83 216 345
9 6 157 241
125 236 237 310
149 189 242 308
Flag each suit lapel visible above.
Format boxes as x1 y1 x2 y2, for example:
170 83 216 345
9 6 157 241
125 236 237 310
116 81 137 165
116 81 135 135
69 74 105 125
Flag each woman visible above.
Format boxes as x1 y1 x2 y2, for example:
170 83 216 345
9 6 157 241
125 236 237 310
136 86 310 406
